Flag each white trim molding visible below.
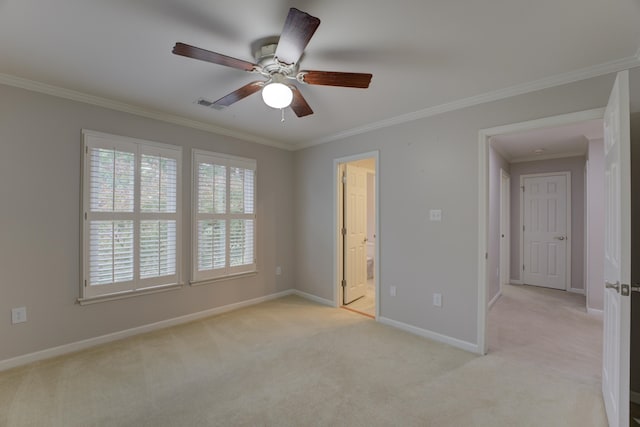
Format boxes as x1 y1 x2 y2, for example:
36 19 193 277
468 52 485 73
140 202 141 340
292 290 335 307
587 307 604 318
0 73 291 151
378 317 479 354
0 290 295 372
488 290 502 309
509 150 589 164
300 54 639 149
568 287 586 295
2 49 639 152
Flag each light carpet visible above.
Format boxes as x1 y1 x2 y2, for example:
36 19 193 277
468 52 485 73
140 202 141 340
0 285 606 426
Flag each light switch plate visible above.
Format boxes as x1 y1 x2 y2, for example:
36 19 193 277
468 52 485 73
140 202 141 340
433 293 442 307
11 307 27 324
390 286 397 296
429 209 442 221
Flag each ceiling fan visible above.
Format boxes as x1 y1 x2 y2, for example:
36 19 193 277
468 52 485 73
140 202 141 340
172 8 373 118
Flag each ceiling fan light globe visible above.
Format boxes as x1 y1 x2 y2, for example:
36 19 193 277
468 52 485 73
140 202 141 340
262 82 293 109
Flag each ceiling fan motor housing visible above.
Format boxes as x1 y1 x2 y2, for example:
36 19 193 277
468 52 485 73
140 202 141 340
254 43 298 79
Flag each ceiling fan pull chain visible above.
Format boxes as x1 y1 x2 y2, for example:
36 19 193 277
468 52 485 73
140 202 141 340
281 108 286 123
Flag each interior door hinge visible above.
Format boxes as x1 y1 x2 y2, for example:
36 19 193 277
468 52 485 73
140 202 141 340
523 225 525 232
84 279 87 287
341 279 346 288
521 185 525 192
341 228 346 236
522 264 525 271
342 173 347 184
631 284 640 293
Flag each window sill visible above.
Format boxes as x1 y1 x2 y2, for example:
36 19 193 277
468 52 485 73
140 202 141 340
190 271 258 287
77 283 184 305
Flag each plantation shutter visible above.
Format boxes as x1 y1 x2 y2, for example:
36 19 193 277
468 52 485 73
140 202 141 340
138 147 179 287
86 141 136 296
193 151 256 282
82 131 181 300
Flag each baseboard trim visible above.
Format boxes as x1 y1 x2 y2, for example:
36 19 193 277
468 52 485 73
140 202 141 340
0 289 295 372
378 316 479 354
292 290 334 307
568 287 585 295
587 307 604 318
488 290 502 309
631 390 640 405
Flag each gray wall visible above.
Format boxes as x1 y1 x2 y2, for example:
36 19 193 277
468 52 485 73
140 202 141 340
488 146 509 303
294 74 616 346
3 68 636 362
586 139 605 311
509 156 586 291
0 84 295 361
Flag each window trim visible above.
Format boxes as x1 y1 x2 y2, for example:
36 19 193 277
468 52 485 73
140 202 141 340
191 149 257 284
80 130 182 302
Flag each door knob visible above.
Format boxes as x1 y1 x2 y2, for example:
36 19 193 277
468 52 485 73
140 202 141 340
605 281 620 293
554 236 566 240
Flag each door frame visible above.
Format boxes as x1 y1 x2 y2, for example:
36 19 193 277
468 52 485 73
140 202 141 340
584 160 590 306
519 171 572 291
477 108 604 355
498 168 510 297
333 151 380 318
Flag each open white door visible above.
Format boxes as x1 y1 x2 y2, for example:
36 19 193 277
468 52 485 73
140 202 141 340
602 70 631 427
343 164 367 304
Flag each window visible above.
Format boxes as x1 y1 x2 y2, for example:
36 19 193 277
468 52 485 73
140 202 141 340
81 130 181 301
192 150 256 282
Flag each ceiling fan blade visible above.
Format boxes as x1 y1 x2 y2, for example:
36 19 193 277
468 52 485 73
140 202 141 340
173 42 257 71
298 71 373 88
213 81 265 107
290 86 313 117
274 8 321 65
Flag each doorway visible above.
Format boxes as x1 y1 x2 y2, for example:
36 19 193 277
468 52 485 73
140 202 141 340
334 152 379 319
477 108 605 355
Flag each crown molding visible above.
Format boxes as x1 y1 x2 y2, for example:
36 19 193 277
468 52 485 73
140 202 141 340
508 150 587 164
2 48 639 153
297 52 640 150
0 73 294 151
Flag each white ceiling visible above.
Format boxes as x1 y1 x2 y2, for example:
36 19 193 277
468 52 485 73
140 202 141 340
1 0 639 149
490 119 603 163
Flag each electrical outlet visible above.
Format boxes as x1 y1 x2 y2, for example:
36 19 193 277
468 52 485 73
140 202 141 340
11 307 27 324
390 286 397 296
433 293 442 307
276 266 282 276
429 209 442 221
